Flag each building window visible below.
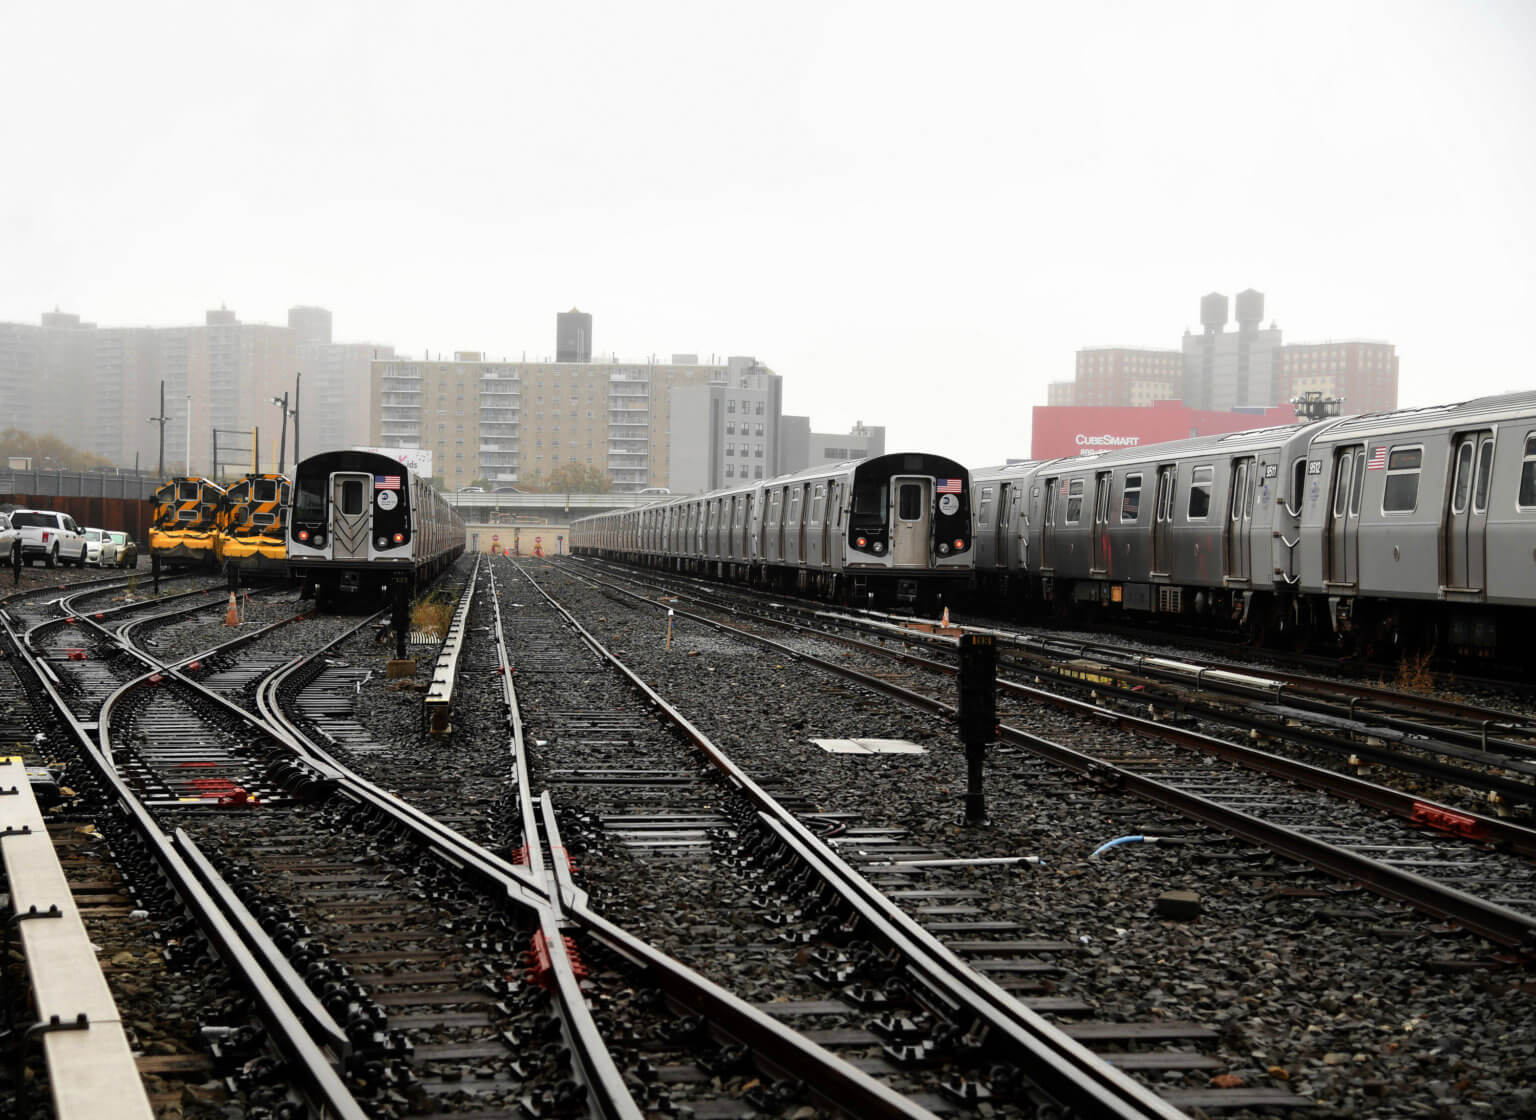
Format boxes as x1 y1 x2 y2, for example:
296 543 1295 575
727 400 736 413
726 422 735 434
755 446 763 458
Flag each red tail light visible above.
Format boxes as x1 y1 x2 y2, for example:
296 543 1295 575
392 532 404 543
297 529 309 541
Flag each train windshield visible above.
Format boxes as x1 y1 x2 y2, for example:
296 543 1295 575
294 476 326 521
849 481 888 529
178 482 200 501
253 478 280 502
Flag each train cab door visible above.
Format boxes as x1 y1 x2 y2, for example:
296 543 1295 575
1326 445 1365 586
329 471 374 559
1225 457 1254 583
1090 471 1112 575
1151 465 1176 575
1446 430 1494 591
890 475 933 567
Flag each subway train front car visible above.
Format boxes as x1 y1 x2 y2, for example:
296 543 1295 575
287 450 464 609
149 477 226 569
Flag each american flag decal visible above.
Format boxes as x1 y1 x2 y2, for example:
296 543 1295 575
1365 447 1387 471
375 474 401 489
935 477 962 494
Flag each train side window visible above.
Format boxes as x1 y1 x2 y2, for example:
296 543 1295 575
178 482 199 501
1064 478 1085 524
976 486 994 528
1120 473 1142 522
1451 442 1474 514
810 484 826 526
1333 452 1352 517
340 480 365 516
897 483 921 520
1382 446 1422 513
1520 434 1536 509
1187 466 1213 519
1288 458 1306 516
1472 439 1495 514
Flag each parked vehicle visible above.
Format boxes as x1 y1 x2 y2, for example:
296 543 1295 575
10 508 87 568
84 527 119 567
108 531 139 568
0 512 20 567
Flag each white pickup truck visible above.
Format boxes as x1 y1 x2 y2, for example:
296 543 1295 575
10 508 88 568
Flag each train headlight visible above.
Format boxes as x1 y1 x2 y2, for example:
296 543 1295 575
873 541 885 553
938 542 951 555
393 532 404 543
377 535 389 549
297 529 309 542
312 533 325 548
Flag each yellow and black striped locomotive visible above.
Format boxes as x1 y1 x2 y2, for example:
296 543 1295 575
149 477 226 569
216 473 291 579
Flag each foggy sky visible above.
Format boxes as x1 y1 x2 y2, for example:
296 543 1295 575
4 0 1533 465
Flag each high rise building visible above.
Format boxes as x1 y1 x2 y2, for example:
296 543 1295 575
369 349 782 492
0 305 390 474
556 309 592 364
1051 347 1182 408
777 419 887 474
1181 289 1283 411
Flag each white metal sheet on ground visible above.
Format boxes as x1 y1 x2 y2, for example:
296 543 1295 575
0 757 153 1120
811 738 927 755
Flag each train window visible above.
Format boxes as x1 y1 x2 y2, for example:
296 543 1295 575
1451 442 1474 514
976 487 994 528
1064 478 1084 524
1472 439 1495 513
1230 462 1247 522
1287 458 1307 516
340 479 365 516
1520 435 1536 509
294 477 325 522
1187 466 1213 519
253 478 279 502
1120 473 1142 521
898 483 921 520
1333 452 1352 517
810 484 826 526
1382 446 1422 513
178 482 199 501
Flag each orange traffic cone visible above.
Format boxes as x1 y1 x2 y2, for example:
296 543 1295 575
224 591 240 627
940 606 951 629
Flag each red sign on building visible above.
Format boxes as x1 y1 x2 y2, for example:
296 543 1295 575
1029 400 1295 460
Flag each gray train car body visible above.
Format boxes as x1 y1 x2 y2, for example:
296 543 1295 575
572 452 972 609
1298 392 1536 648
287 449 465 606
972 391 1536 655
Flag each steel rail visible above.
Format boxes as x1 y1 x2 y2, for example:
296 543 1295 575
537 794 942 1120
570 567 1536 953
513 559 1189 1120
0 614 368 1119
493 559 942 1118
422 552 481 733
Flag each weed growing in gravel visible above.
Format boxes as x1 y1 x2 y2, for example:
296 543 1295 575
1393 649 1435 694
410 593 454 638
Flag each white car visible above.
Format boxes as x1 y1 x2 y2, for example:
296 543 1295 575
0 512 20 566
84 527 118 567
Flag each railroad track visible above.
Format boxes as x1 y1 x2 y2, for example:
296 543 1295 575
568 554 1536 951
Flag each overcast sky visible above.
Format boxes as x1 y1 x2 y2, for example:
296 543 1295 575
4 1 1533 464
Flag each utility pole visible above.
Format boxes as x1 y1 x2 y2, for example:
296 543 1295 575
292 371 301 465
272 392 290 473
147 380 169 478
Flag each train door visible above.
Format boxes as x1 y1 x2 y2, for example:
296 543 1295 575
821 480 839 568
1446 430 1494 591
329 471 374 560
1090 471 1112 574
1040 477 1057 569
1326 445 1365 585
1151 465 1176 575
890 475 933 566
994 484 1013 566
1225 457 1254 582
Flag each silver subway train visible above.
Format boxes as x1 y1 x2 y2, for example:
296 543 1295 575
971 390 1536 655
287 449 464 608
571 452 973 610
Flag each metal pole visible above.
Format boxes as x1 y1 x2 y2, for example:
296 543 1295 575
185 393 192 475
292 371 301 466
254 425 260 473
277 392 289 474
